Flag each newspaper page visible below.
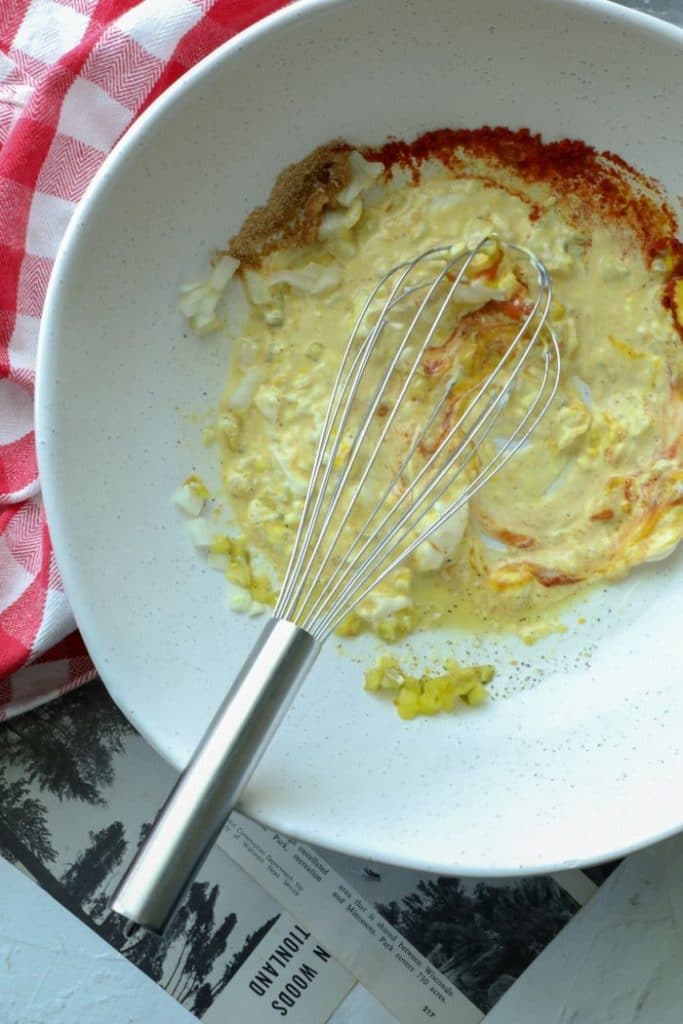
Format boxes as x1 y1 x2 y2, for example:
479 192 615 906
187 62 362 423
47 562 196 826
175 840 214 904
221 812 609 1023
222 814 481 1023
210 914 353 1023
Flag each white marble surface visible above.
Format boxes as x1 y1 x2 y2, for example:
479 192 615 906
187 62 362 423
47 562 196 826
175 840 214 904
619 0 683 25
487 833 683 1024
0 860 194 1024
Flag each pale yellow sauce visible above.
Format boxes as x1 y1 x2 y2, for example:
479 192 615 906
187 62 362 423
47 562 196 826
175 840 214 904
208 155 682 644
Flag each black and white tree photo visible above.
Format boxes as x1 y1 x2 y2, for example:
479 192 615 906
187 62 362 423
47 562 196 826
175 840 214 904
379 875 579 1011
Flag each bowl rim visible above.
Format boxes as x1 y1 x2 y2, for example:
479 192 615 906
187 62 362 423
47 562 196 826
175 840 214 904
36 0 683 876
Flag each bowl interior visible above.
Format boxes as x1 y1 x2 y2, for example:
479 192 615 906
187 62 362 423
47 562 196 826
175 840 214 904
38 0 683 873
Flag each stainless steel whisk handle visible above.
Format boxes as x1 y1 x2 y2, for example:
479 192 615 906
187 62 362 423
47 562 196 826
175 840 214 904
110 618 320 935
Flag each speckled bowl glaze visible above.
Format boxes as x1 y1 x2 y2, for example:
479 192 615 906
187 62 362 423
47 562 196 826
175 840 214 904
37 0 683 874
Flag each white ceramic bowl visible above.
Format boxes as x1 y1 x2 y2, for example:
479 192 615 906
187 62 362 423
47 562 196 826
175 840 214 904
37 0 683 875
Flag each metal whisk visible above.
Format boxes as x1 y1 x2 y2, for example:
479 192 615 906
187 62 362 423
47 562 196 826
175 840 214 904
111 237 560 934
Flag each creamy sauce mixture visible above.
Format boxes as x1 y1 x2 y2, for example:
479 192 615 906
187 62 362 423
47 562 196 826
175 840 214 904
186 142 683 646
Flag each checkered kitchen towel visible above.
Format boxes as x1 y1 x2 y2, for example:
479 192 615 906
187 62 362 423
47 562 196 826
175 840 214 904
0 0 288 720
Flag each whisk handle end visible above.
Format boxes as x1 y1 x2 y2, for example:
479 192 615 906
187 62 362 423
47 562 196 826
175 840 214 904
110 618 319 934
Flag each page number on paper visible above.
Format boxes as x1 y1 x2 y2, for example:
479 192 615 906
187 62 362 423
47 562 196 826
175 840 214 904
422 1008 436 1018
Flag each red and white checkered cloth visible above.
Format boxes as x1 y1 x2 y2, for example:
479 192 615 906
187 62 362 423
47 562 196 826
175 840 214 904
0 0 288 721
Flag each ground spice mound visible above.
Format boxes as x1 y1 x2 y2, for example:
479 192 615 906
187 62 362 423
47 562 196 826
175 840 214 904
227 141 352 267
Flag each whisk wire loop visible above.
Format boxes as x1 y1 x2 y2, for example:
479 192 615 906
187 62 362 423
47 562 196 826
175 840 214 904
304 246 556 630
286 241 492 620
315 335 559 635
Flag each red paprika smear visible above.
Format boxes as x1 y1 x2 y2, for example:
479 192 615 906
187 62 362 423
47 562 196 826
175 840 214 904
362 127 683 339
530 566 582 588
656 237 683 341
